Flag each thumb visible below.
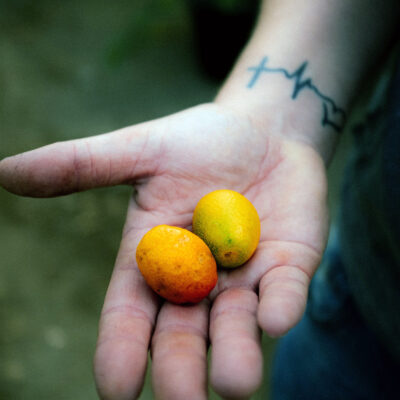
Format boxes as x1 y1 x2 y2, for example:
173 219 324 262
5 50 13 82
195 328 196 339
0 120 163 197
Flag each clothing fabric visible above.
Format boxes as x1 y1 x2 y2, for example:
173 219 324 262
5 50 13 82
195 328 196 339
271 232 399 399
339 55 400 361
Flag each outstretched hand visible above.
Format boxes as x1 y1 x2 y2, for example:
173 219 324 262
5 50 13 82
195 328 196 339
0 103 329 399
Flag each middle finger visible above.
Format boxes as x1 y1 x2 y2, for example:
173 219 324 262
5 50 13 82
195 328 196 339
151 300 210 400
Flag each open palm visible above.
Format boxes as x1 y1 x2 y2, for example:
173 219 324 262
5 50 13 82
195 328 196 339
0 103 329 399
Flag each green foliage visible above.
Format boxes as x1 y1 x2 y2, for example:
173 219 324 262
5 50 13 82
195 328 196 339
106 0 190 66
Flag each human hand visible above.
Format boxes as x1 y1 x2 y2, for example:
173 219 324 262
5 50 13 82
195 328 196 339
0 103 328 399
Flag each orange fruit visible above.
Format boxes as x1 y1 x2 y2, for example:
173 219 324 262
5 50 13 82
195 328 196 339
136 225 217 304
192 190 260 268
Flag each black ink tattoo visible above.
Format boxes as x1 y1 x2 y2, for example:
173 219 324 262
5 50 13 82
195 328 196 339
247 57 346 132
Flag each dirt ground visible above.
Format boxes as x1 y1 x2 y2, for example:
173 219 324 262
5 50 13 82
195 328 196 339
0 1 351 399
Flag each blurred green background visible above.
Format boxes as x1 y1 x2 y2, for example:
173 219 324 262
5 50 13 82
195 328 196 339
0 1 350 399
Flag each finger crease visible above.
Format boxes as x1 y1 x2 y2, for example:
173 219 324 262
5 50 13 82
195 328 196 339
264 263 312 284
101 304 155 327
261 271 310 292
211 305 257 322
97 331 149 349
154 323 207 341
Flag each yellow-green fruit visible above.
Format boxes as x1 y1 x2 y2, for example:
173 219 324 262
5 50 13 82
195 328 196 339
192 189 261 268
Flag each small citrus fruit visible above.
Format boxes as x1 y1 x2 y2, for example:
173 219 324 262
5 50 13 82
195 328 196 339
192 190 260 268
136 225 217 304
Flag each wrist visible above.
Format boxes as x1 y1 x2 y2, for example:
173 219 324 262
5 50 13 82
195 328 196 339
214 0 399 164
215 56 343 164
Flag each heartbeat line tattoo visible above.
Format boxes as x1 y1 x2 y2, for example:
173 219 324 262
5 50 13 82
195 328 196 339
247 56 346 132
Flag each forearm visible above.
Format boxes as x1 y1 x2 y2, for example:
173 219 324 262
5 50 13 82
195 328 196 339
216 0 399 162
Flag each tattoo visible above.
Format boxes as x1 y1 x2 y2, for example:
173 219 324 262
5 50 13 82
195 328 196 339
247 57 346 132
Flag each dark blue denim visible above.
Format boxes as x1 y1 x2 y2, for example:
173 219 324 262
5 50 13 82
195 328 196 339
271 233 400 400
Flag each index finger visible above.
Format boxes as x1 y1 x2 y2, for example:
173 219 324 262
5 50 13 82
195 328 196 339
94 203 160 400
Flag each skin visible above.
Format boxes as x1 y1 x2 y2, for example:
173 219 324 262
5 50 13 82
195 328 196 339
0 0 399 399
0 103 327 399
